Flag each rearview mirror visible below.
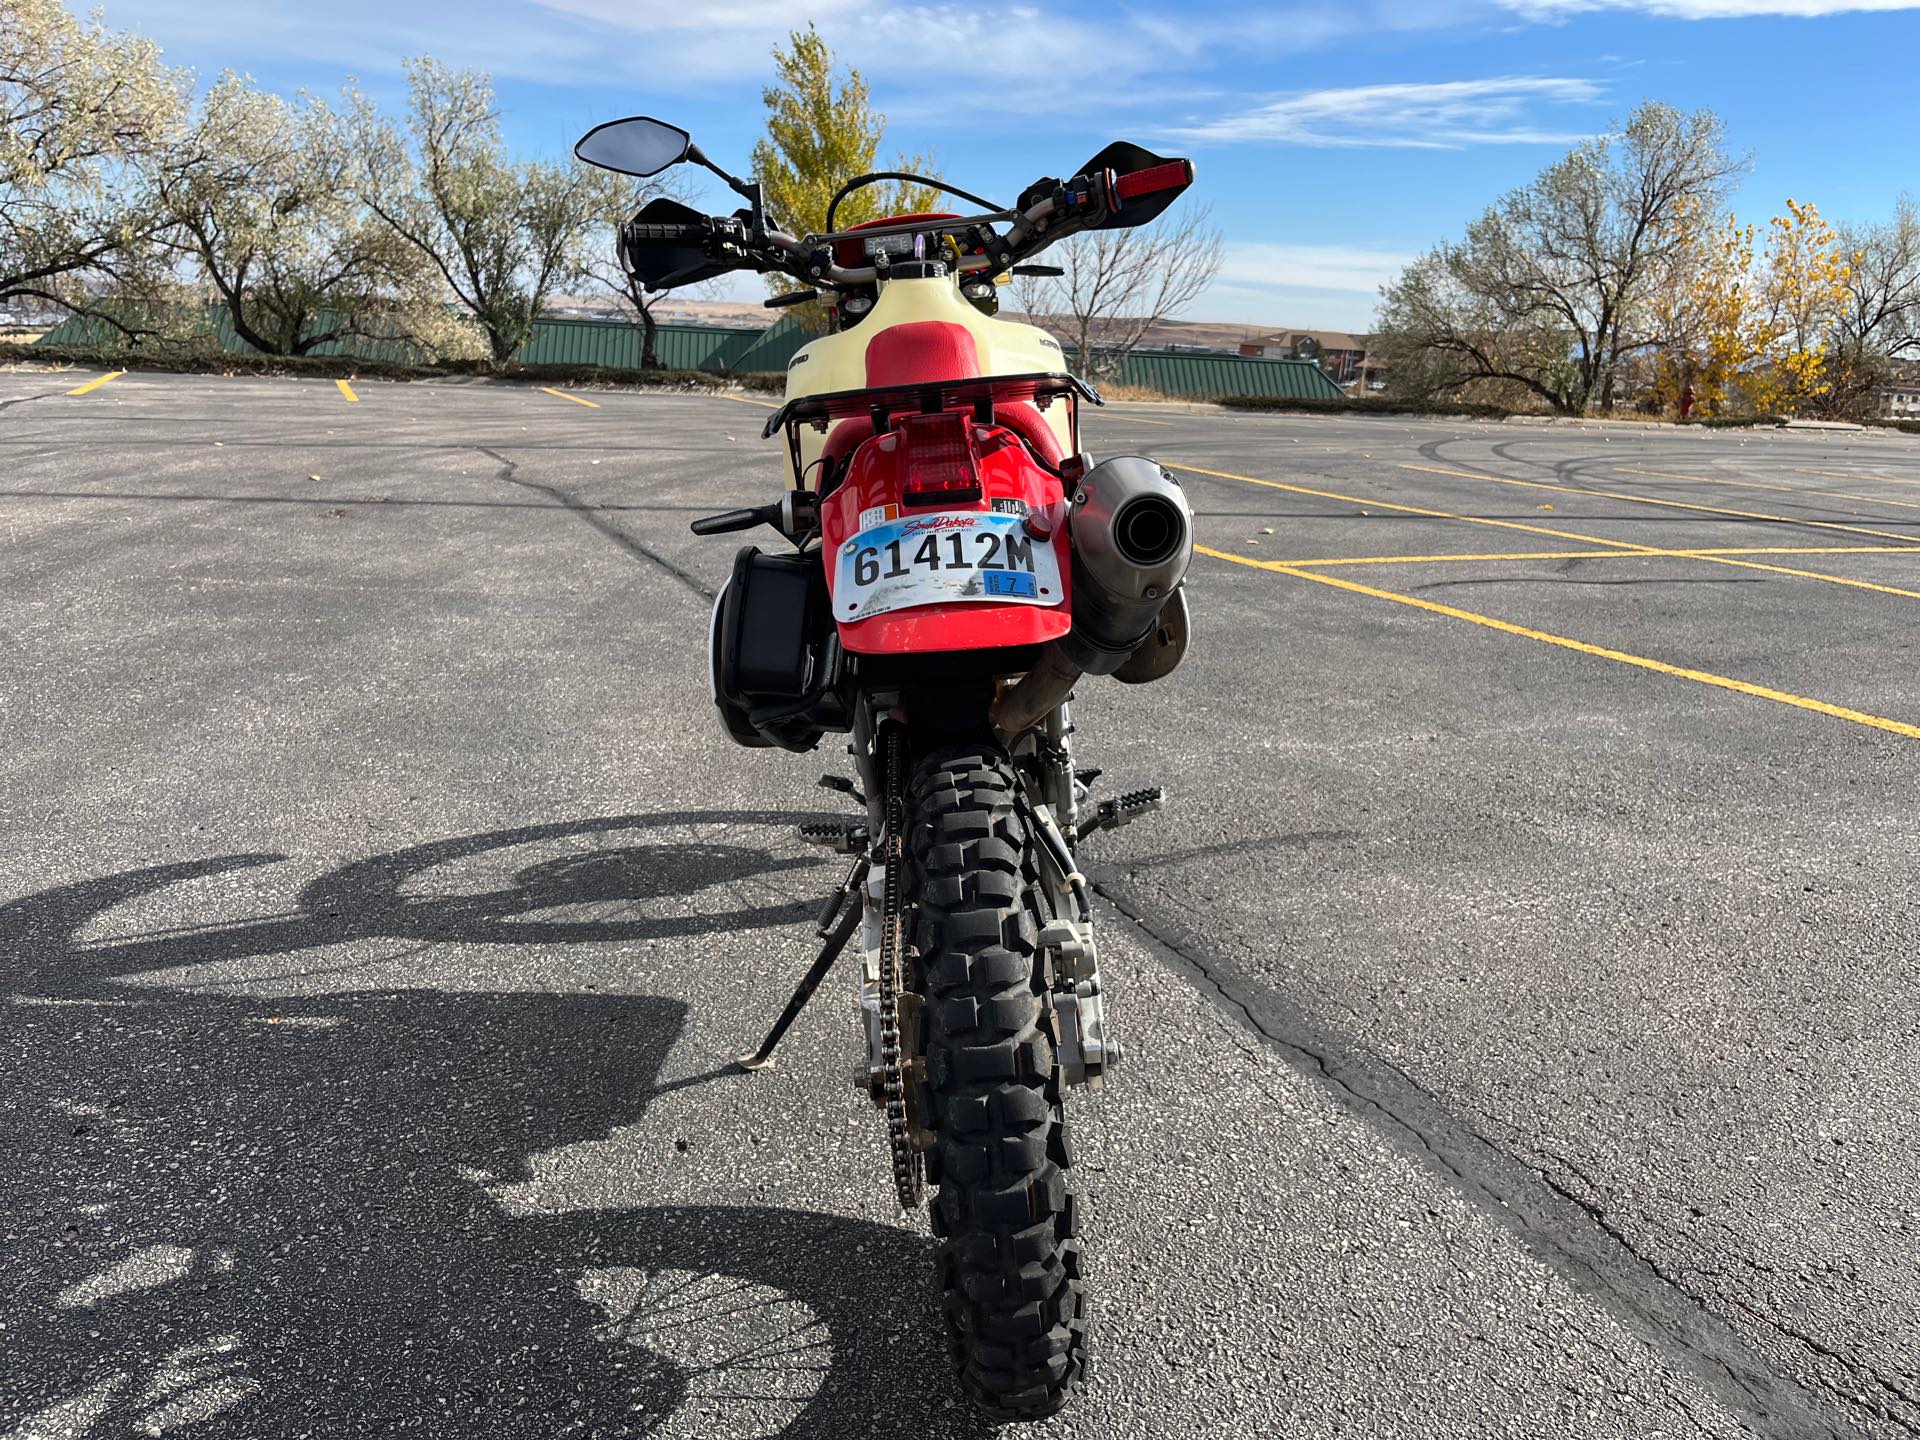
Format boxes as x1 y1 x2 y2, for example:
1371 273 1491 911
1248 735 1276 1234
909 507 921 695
576 116 691 177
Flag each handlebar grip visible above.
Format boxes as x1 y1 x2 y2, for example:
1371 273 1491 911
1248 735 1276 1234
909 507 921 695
1114 160 1194 201
690 504 776 536
627 222 707 244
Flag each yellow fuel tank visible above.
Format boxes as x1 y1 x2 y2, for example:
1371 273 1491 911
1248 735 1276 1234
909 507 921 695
781 273 1074 487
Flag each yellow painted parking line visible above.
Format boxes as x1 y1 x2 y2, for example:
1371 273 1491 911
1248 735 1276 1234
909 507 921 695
1413 463 1920 548
66 370 125 396
541 386 599 408
1280 549 1636 567
1650 469 1920 515
1177 462 1873 562
1276 545 1917 568
1657 552 1920 602
336 379 359 403
1177 460 1920 603
1198 544 1920 741
1094 413 1175 425
1800 467 1920 488
714 392 779 409
1402 461 1920 599
1172 462 1628 549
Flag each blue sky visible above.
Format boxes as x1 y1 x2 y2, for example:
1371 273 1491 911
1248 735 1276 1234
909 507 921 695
85 0 1920 333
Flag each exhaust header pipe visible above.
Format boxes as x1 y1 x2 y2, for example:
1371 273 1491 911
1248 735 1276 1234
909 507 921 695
992 456 1194 741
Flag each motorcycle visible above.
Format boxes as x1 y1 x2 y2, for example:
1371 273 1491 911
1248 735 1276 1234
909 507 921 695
575 115 1197 1420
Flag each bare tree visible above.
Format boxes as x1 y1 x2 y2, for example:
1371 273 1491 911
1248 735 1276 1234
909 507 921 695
1 0 187 326
349 58 606 364
1013 206 1222 381
1376 102 1745 414
1371 249 1576 408
581 174 702 370
1829 196 1920 412
1843 196 1920 356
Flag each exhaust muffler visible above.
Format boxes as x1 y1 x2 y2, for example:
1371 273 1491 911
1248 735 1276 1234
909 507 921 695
992 456 1194 741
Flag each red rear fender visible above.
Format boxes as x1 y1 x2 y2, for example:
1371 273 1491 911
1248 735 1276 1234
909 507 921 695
821 420 1071 656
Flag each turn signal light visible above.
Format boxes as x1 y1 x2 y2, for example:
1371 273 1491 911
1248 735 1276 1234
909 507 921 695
898 410 981 506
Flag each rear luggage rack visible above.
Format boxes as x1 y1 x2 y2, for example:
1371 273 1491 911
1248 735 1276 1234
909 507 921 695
760 371 1101 440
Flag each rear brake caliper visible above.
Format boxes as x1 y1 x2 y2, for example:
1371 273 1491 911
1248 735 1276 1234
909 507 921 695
1038 914 1118 1091
1026 798 1129 1093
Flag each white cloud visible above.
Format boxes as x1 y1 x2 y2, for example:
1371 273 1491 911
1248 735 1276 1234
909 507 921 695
1498 0 1920 14
1185 242 1414 330
537 0 866 27
1163 76 1606 149
1189 279 1384 332
93 0 653 87
1216 242 1417 294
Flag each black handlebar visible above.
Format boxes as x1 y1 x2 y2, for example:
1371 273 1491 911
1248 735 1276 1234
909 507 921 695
618 149 1193 295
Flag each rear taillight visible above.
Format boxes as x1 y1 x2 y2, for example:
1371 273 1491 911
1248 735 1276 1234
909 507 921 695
896 411 981 506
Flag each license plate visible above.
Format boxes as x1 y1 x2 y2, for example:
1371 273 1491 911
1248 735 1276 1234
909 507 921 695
834 510 1061 622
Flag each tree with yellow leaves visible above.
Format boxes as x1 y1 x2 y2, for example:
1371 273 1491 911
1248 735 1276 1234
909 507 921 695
750 27 938 323
1749 200 1856 414
1656 197 1855 416
1659 202 1764 415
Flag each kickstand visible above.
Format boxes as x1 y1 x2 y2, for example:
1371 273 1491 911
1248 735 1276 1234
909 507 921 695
734 902 862 1072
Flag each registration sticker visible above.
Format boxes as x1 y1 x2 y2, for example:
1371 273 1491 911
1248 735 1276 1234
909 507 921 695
834 509 1061 622
857 503 899 531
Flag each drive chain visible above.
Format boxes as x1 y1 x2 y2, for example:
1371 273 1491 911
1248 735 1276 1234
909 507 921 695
878 726 924 1209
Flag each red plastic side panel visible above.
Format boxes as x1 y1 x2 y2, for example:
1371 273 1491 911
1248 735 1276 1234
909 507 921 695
823 424 1071 655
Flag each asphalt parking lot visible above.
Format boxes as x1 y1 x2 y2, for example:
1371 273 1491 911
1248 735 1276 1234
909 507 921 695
4 366 1919 1439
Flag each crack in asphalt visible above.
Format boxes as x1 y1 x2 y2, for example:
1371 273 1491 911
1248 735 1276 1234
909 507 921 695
0 387 66 413
1724 1297 1920 1437
1088 872 1856 1440
474 445 715 602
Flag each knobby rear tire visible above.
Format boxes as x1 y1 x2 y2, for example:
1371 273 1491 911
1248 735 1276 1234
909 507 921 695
907 743 1088 1420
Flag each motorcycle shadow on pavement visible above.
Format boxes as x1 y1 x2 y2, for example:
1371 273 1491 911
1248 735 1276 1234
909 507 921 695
0 813 1001 1439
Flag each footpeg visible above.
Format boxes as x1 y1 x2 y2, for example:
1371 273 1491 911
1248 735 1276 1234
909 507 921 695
1080 785 1164 836
798 819 869 853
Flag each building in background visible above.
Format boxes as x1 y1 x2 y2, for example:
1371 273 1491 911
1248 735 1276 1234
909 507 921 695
1882 362 1920 418
1238 329 1381 388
